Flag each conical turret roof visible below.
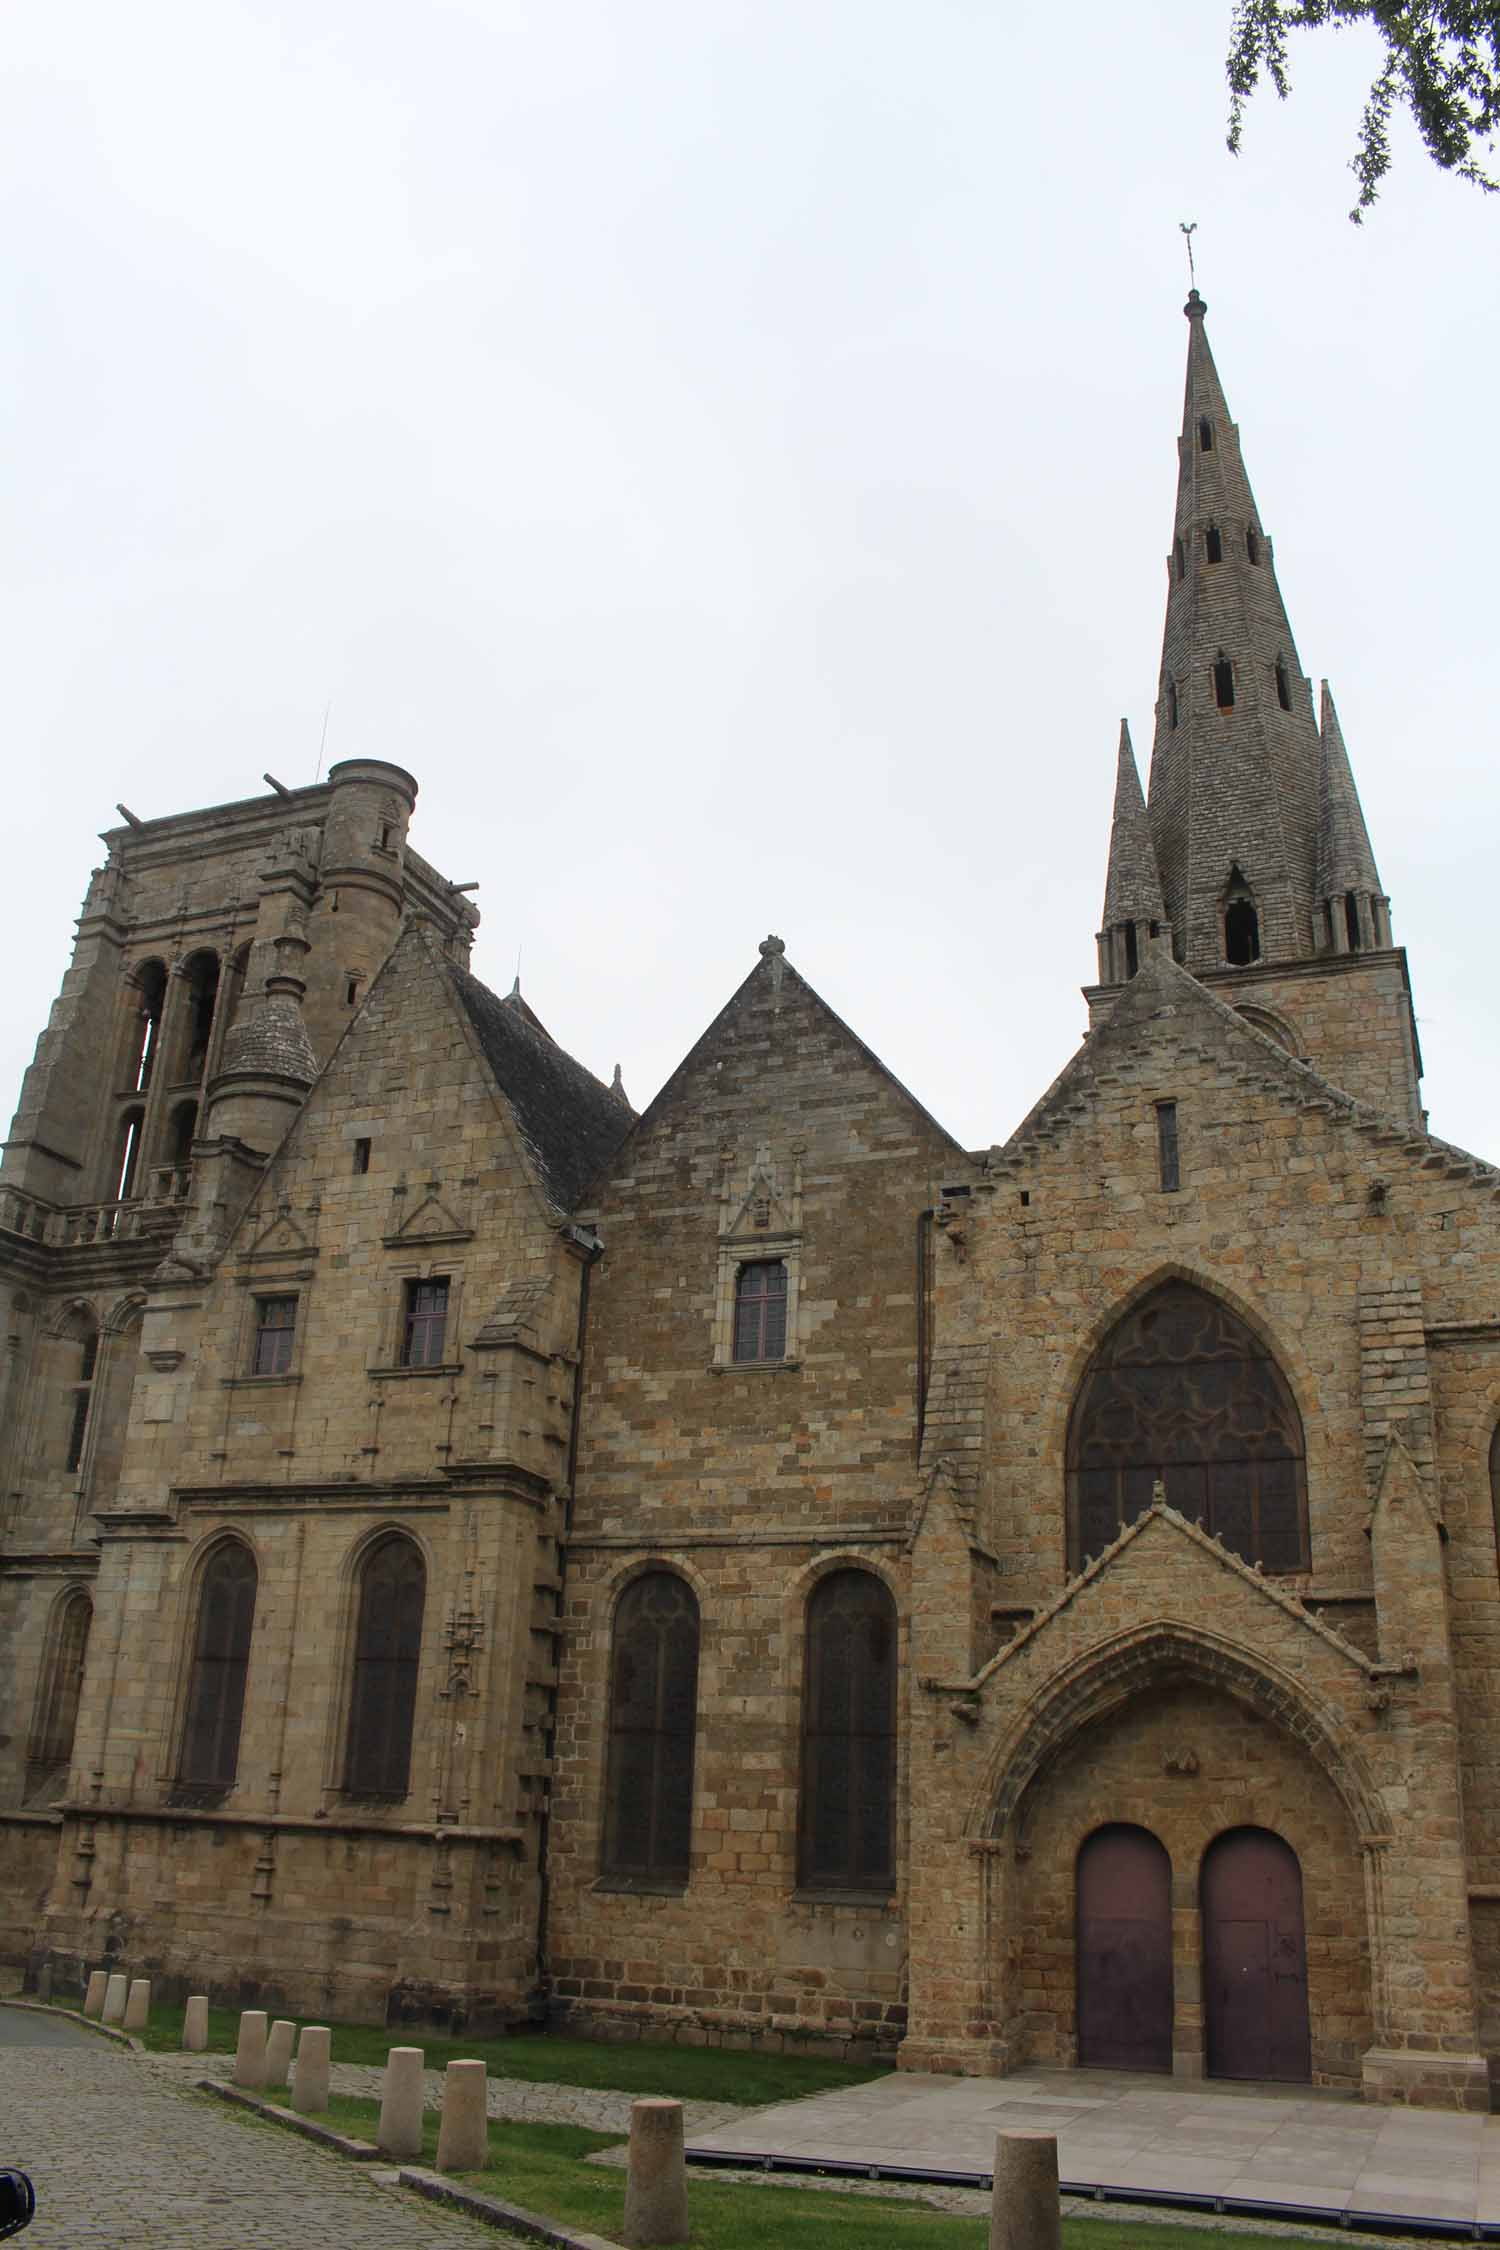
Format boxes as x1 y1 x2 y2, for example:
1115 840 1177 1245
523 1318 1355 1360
1101 719 1166 927
1316 682 1384 900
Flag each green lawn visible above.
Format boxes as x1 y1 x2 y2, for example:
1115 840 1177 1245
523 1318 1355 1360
243 2095 1355 2250
53 1989 881 2106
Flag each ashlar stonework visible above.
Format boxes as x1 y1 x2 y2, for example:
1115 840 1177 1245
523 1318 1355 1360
4 294 1499 2109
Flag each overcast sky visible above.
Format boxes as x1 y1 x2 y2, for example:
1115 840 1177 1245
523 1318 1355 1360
4 2 1497 1166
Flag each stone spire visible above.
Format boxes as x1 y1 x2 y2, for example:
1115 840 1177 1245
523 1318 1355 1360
1145 290 1324 973
1316 681 1391 952
1097 720 1167 983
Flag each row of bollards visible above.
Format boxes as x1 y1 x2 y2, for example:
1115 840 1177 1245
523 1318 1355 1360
75 1986 1061 2249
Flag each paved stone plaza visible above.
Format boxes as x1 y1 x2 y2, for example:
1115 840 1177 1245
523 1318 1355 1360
689 2067 1500 2233
0 2009 514 2248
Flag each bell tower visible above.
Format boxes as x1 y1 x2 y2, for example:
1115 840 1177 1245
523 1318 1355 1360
1090 292 1422 1127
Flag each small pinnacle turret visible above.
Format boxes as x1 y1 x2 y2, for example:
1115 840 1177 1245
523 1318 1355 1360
1316 682 1391 953
1097 720 1167 983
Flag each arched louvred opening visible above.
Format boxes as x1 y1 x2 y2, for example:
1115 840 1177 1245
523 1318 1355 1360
1274 658 1292 711
126 960 168 1094
344 1533 426 1798
799 1569 897 1893
1123 922 1139 978
1076 1824 1173 2071
178 1542 257 1794
1067 1282 1307 1575
1224 896 1261 965
1345 891 1363 951
1205 523 1222 564
601 1571 701 1885
1198 417 1214 451
169 1100 198 1168
1202 1828 1310 2082
27 1588 92 1799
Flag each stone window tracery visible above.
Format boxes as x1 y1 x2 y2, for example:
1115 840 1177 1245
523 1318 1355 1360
344 1533 425 1799
1067 1283 1307 1575
601 1571 700 1887
799 1569 896 1894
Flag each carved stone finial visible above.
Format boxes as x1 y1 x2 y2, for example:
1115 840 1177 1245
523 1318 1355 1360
758 934 785 959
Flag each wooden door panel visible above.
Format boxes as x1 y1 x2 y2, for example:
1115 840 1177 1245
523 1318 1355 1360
1076 1825 1173 2072
1202 1828 1310 2083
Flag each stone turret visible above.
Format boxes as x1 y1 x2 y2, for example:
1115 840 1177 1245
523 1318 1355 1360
302 759 417 1056
1316 681 1391 955
1096 719 1167 984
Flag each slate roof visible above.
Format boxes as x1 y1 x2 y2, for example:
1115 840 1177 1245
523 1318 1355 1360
449 963 635 1213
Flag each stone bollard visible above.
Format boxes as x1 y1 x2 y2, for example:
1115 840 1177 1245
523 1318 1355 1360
378 2046 426 2160
233 2009 269 2090
622 2098 689 2247
291 2025 331 2115
101 1972 129 2025
123 1978 151 2032
989 2128 1060 2250
36 1964 53 2007
264 2019 296 2088
434 2059 488 2173
83 1970 108 2018
182 1995 209 2052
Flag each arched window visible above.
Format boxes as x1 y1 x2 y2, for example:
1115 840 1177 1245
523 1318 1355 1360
178 1542 257 1792
344 1534 426 1798
1067 1282 1307 1575
127 961 168 1094
734 1260 787 1363
800 1569 896 1893
1274 658 1292 711
183 952 221 1081
1224 897 1261 965
27 1589 92 1797
1198 417 1214 451
112 1107 145 1204
169 1101 198 1168
61 1313 99 1475
602 1572 700 1885
1344 891 1363 951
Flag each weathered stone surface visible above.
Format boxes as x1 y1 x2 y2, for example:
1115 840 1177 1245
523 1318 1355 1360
291 2023 331 2115
435 2058 488 2172
264 2017 295 2086
123 1976 150 2031
989 2130 1059 2250
101 1972 128 2025
82 1970 107 2018
622 2098 689 2246
182 1994 208 2051
234 2009 268 2090
378 2045 426 2160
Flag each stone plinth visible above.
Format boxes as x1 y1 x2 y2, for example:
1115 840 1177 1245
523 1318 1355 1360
378 2046 426 2160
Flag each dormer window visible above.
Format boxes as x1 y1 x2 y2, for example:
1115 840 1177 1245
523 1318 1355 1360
1205 524 1222 564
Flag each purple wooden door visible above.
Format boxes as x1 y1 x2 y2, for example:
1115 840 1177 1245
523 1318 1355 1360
1076 1825 1173 2072
1202 1827 1310 2082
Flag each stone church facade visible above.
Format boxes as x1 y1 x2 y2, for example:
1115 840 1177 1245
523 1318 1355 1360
4 294 1499 2109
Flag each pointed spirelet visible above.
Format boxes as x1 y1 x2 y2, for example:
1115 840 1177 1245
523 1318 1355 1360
1102 719 1166 929
1316 681 1385 900
1176 289 1261 536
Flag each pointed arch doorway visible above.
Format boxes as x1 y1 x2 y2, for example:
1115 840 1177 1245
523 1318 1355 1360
1202 1827 1310 2082
1076 1824 1173 2072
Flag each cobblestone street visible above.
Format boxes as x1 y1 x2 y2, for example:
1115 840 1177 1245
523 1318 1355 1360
0 2011 517 2248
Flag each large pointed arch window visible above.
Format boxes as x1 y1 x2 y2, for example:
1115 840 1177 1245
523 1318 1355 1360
27 1588 92 1799
178 1541 257 1794
344 1533 426 1798
1067 1283 1307 1575
602 1571 700 1885
799 1569 897 1894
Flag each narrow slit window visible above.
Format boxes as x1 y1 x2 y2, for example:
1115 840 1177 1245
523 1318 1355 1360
251 1296 297 1377
1205 524 1222 564
1166 676 1179 730
353 1137 371 1175
1173 536 1185 581
1345 892 1362 951
345 976 361 1007
1156 1102 1180 1194
1275 659 1292 711
1123 923 1139 978
1246 525 1261 564
1198 417 1213 451
1212 655 1235 710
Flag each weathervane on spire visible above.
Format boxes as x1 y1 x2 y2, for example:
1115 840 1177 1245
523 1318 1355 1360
1179 221 1199 288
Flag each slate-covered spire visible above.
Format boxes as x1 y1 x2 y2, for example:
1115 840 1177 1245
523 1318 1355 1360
1145 290 1325 974
1316 681 1391 952
1097 719 1167 983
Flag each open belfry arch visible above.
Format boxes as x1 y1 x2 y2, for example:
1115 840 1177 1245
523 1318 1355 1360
5 293 1500 2110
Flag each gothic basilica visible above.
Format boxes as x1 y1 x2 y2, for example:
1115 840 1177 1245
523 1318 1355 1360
4 293 1498 2109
